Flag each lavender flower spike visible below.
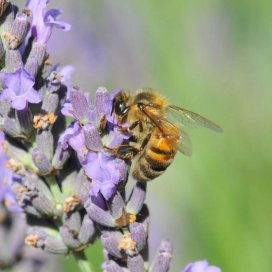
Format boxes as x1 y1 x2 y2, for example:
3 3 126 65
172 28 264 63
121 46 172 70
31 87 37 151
26 0 71 44
181 260 222 272
0 68 41 110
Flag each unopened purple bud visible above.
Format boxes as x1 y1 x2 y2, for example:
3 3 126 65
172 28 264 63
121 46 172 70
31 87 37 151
126 182 146 215
70 88 89 124
149 241 173 272
127 255 145 272
42 92 59 113
37 130 54 161
32 187 55 216
60 225 81 250
63 211 81 234
83 124 103 151
85 200 115 227
32 193 55 216
15 173 56 216
110 191 125 220
0 116 21 137
5 49 23 72
25 43 47 77
102 260 124 272
32 147 52 175
78 214 95 244
26 228 69 254
15 106 33 135
129 223 147 253
9 11 30 49
95 86 110 118
101 231 123 259
44 236 69 254
51 144 71 170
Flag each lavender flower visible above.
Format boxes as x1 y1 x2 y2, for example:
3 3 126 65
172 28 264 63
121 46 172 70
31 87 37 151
26 0 71 44
61 87 129 200
181 260 222 272
0 68 41 110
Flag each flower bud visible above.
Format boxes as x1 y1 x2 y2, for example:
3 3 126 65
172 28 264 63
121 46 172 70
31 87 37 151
41 92 59 113
26 227 69 254
126 182 146 215
25 43 47 78
70 88 89 124
149 240 173 272
9 11 30 49
60 225 81 250
110 191 125 220
32 148 52 175
15 106 33 135
127 255 145 272
78 214 96 244
3 138 34 168
85 200 115 227
63 211 81 234
95 87 110 118
0 116 21 138
129 222 147 253
4 49 23 72
36 130 54 161
101 231 123 259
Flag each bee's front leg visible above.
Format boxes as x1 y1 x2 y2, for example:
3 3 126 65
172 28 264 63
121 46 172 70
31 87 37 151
118 120 143 133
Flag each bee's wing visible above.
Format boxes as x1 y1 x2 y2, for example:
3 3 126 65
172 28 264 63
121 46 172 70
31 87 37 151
141 104 192 156
168 105 223 132
161 118 192 156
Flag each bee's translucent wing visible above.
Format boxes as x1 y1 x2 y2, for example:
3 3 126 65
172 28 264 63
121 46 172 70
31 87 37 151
161 119 192 156
142 104 193 156
178 129 192 156
168 105 223 132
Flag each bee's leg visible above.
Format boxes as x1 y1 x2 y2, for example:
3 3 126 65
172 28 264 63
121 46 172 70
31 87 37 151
140 133 151 149
118 120 143 133
104 145 140 159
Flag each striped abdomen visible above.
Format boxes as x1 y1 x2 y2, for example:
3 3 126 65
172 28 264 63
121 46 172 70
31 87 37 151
132 128 179 182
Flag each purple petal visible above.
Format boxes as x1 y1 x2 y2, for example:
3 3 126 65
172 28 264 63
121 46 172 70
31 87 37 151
181 260 221 272
12 97 27 110
26 88 42 103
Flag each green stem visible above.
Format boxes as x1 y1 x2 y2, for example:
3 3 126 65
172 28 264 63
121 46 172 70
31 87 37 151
74 251 94 272
47 176 63 203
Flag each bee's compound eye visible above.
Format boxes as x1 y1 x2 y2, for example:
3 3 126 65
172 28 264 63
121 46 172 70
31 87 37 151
114 100 127 116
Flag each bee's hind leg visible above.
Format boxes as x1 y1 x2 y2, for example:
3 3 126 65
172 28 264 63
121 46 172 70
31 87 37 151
104 145 140 160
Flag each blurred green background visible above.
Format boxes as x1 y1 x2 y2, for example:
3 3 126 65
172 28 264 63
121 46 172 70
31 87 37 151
22 0 272 271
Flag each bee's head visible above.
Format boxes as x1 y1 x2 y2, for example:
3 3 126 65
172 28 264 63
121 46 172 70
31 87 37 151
112 90 130 120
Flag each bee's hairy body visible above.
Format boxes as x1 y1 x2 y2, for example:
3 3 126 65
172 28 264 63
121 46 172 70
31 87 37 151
132 126 180 182
113 88 180 182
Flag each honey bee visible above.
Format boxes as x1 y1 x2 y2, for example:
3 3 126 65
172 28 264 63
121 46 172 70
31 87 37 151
109 88 222 182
